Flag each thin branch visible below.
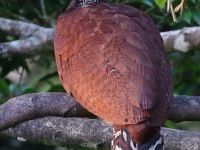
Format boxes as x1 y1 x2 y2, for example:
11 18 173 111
0 117 199 149
0 92 200 132
40 0 47 19
174 0 186 15
167 0 177 22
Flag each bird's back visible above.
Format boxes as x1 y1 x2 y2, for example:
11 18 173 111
54 3 173 127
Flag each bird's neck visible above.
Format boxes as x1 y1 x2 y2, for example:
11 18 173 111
74 0 105 7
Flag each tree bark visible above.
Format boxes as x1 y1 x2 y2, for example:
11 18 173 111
0 93 200 149
0 117 199 150
169 95 200 122
0 92 200 131
0 92 95 131
161 26 200 52
0 17 200 58
0 17 53 58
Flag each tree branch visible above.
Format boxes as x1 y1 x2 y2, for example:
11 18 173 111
162 127 200 150
0 17 54 58
40 0 47 19
0 117 199 150
161 26 200 52
0 92 200 132
0 92 95 131
0 17 200 58
169 95 200 122
0 117 112 149
0 17 43 37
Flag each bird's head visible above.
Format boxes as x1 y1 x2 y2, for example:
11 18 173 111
68 0 106 9
74 0 105 7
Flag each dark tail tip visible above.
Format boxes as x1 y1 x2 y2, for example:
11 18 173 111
112 128 164 150
137 132 164 150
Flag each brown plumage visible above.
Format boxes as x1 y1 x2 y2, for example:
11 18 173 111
54 1 173 149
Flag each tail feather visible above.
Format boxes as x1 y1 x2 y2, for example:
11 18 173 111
112 124 164 150
138 133 163 150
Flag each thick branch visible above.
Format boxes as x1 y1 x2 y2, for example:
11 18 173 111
0 18 200 58
0 117 199 150
0 93 95 131
162 127 200 150
169 95 200 122
0 92 200 132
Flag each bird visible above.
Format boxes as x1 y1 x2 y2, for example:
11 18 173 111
54 0 173 150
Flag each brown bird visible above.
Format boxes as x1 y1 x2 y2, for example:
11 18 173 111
54 0 173 149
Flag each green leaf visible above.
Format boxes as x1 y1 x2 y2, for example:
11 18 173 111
48 85 65 92
0 56 30 77
39 72 58 82
182 9 192 24
192 9 200 25
164 120 177 129
0 79 9 96
154 0 166 9
136 0 154 7
191 0 196 4
23 88 37 94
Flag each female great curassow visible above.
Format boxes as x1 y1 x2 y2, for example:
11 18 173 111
54 0 173 149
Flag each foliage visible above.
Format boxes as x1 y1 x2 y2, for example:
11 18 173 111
155 0 166 9
0 139 56 150
169 50 200 95
0 0 200 149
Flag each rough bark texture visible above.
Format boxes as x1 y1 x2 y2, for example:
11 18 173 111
0 92 200 131
0 93 200 149
0 117 112 149
0 17 199 58
161 26 200 52
0 117 199 150
162 128 200 150
0 93 95 131
0 17 54 58
169 95 200 122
